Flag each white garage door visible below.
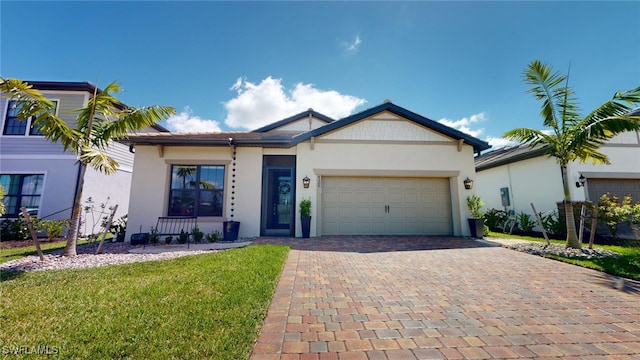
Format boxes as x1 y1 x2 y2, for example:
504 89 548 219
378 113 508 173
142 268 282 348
321 177 452 235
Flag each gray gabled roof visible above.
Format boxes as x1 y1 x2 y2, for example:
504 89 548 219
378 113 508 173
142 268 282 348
475 144 549 171
290 101 491 153
123 101 491 152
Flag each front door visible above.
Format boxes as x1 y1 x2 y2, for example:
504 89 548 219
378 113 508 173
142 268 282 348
261 166 295 236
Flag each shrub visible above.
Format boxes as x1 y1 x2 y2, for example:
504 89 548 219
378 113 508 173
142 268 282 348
539 210 563 235
0 218 30 241
192 226 204 243
206 230 221 243
598 193 640 238
178 229 188 244
34 219 71 239
484 208 507 231
164 236 173 245
516 212 536 232
149 227 160 245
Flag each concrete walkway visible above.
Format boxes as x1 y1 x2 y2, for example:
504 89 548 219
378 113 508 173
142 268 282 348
250 236 640 359
128 241 252 254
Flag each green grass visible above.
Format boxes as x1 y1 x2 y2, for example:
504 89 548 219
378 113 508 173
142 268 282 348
0 245 289 359
1 239 92 264
487 231 640 280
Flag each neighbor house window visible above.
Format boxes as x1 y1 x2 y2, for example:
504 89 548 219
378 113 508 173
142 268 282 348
168 165 225 216
0 174 45 217
3 100 58 136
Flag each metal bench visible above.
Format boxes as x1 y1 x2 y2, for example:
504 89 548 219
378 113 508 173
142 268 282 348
153 216 197 248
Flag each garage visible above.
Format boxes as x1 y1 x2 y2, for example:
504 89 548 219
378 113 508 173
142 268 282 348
587 178 640 203
321 177 453 235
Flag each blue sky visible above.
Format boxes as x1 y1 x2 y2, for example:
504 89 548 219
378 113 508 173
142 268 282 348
2 1 639 148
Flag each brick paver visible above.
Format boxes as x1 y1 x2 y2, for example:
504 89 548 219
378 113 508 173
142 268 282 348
250 236 640 359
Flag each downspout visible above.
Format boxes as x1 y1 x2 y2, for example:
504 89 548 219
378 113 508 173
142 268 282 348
228 138 236 221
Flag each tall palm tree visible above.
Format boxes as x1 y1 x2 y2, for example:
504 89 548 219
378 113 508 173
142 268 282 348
0 78 175 255
503 60 640 248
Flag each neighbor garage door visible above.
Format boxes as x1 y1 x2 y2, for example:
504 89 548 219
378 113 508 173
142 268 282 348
588 178 640 203
321 177 452 235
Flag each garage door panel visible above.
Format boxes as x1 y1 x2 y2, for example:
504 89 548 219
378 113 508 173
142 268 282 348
322 177 452 235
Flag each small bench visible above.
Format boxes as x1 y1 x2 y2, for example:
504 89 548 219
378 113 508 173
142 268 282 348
152 216 197 247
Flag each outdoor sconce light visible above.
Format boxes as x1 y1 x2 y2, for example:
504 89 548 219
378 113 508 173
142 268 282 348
302 176 311 189
463 177 474 190
575 174 586 188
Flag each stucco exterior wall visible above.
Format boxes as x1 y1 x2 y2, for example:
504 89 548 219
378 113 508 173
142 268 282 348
125 145 265 240
476 156 564 227
296 140 477 237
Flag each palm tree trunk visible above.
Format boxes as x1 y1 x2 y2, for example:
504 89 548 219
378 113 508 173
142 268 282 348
62 163 87 256
561 165 581 249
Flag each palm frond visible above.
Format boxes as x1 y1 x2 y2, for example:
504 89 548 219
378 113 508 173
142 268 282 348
102 105 175 140
0 77 79 151
78 146 119 175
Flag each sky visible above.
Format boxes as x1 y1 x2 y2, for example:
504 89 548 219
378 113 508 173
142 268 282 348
2 1 639 149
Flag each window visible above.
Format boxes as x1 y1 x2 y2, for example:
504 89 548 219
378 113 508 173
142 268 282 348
3 100 58 136
168 165 225 216
0 174 45 217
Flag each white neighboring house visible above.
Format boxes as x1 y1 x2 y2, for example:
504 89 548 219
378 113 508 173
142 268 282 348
0 81 167 232
474 130 640 232
122 101 491 241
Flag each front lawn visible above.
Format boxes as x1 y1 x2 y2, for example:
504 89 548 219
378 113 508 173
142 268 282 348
488 231 640 280
1 239 90 264
0 245 289 359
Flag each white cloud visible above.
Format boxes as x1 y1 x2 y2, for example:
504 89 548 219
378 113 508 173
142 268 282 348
165 107 222 133
348 35 361 51
224 77 366 130
438 112 486 138
486 136 518 149
438 112 521 150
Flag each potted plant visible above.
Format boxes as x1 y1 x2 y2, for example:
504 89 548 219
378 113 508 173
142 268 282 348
299 199 312 238
466 195 485 239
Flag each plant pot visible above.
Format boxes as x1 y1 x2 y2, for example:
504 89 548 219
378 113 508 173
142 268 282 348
468 218 484 239
223 221 240 241
300 215 311 238
116 233 125 242
130 233 149 245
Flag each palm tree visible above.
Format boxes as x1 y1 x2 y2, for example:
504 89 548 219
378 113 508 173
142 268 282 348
503 60 640 248
0 78 175 255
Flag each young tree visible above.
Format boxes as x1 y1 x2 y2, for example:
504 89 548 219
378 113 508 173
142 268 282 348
0 78 175 255
503 60 640 248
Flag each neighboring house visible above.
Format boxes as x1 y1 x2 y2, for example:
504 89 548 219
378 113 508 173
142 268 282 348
122 101 490 240
474 130 640 231
0 81 167 233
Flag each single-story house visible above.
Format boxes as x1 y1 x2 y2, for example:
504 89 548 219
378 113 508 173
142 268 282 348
474 130 640 232
121 101 490 240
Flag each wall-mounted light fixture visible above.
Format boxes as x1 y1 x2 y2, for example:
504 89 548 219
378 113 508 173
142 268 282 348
302 176 311 189
575 174 586 188
463 177 474 190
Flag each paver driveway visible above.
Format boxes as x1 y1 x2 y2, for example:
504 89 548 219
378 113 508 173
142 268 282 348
250 236 640 359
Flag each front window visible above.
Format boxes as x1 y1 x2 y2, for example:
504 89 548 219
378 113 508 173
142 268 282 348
168 165 225 216
3 100 58 136
0 174 45 217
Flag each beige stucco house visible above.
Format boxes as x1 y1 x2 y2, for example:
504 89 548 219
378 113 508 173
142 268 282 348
474 130 640 232
121 101 490 240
